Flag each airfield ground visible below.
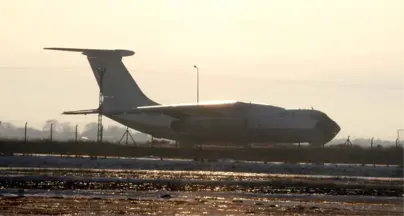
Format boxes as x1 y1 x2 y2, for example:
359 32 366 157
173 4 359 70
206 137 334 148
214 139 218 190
0 155 403 215
0 140 403 215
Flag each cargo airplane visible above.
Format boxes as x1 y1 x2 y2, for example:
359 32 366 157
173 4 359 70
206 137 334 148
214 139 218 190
44 47 340 147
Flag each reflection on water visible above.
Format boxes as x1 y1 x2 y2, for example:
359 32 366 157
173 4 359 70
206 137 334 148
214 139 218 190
0 155 402 215
0 167 402 197
0 167 402 182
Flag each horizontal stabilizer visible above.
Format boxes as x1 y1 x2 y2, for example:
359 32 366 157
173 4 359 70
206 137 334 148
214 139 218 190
62 109 100 115
62 108 136 116
44 47 135 57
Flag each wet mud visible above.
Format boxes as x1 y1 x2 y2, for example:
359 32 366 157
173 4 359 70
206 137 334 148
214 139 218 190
0 195 402 216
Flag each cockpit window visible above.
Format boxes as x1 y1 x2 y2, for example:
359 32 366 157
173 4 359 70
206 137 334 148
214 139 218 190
310 111 325 120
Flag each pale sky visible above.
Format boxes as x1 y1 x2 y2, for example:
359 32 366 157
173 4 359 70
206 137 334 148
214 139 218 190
0 0 403 140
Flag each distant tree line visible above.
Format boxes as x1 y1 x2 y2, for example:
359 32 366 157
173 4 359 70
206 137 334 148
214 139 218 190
0 120 151 143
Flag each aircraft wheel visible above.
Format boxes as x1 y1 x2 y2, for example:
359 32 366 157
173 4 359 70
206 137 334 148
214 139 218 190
308 142 325 148
245 143 252 149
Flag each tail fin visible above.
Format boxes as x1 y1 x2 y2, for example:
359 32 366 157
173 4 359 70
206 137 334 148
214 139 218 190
44 47 158 109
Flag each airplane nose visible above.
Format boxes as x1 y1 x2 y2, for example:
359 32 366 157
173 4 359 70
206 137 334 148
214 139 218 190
314 115 341 141
336 122 340 132
332 120 340 135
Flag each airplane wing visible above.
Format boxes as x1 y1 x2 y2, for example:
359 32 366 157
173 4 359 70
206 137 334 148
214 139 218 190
123 102 241 118
62 101 246 119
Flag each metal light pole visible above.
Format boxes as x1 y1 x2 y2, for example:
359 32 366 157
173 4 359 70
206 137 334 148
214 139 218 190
97 67 106 143
397 129 403 141
193 65 199 103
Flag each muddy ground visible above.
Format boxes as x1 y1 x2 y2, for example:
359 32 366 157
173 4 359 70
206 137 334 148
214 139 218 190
0 195 402 216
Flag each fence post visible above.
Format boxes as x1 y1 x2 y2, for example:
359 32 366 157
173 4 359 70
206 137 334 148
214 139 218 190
370 137 374 148
75 124 78 142
24 122 28 143
50 123 53 142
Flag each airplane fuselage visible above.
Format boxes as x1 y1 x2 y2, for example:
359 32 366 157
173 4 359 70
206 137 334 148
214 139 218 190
106 102 340 146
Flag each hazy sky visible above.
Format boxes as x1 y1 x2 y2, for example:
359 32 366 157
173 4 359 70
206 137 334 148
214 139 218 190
0 0 403 140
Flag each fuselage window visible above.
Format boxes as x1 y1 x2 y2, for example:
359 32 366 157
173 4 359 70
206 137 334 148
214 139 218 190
280 112 287 117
